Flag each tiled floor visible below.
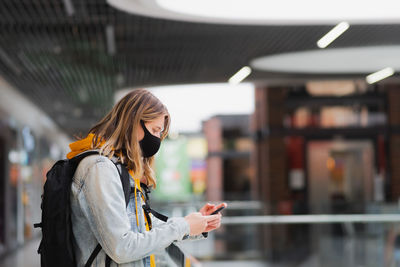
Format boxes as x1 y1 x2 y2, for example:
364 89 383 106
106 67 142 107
0 239 40 267
0 239 271 267
1 240 268 267
202 261 266 267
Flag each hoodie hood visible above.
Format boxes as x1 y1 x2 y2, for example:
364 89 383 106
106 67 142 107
66 133 104 159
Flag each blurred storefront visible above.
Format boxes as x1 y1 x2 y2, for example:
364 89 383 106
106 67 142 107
202 114 258 261
0 118 59 256
0 84 69 257
203 114 255 202
252 81 400 264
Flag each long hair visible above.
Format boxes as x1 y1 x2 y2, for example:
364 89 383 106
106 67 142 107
88 89 170 188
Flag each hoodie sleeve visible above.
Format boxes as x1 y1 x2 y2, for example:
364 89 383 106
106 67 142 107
151 214 206 242
77 156 190 264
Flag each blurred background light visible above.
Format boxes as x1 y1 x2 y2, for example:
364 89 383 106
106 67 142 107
228 66 252 85
115 83 254 133
366 67 395 84
108 0 400 25
317 22 350 49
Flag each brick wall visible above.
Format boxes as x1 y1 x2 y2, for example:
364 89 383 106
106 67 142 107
387 84 400 200
254 85 290 260
254 86 289 212
203 117 223 201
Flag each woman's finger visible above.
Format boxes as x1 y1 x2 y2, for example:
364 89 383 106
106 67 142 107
199 203 215 215
214 203 226 210
207 218 221 224
207 219 221 227
205 214 220 222
205 224 218 231
205 222 221 232
208 202 227 215
209 219 221 225
203 203 215 210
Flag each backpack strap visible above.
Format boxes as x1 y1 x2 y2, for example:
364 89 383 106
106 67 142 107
70 150 100 165
113 161 131 207
139 183 169 223
84 244 102 267
140 183 168 223
73 152 130 267
104 161 131 267
142 203 168 223
105 255 112 267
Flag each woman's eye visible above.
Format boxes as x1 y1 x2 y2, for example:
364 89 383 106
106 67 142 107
153 129 161 136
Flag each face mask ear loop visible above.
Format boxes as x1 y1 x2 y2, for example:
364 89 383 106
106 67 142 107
140 120 149 134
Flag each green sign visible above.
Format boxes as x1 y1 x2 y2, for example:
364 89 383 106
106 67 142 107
154 138 191 201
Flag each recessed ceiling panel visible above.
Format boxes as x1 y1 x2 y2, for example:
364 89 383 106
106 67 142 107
251 46 400 74
0 0 399 136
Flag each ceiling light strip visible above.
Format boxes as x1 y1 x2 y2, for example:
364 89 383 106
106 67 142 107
229 66 252 85
366 67 395 84
106 25 116 56
317 22 350 48
62 0 75 16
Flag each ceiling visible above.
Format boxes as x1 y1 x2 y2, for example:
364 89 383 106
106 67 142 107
0 0 399 137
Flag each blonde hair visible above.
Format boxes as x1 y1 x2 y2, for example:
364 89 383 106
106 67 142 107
88 89 170 188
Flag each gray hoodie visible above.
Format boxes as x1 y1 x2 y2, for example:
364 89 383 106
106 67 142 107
70 153 194 267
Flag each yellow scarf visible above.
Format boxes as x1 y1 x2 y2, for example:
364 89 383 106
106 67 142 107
67 134 156 266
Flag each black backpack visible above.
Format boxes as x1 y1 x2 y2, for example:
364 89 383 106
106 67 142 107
34 150 132 267
34 150 182 267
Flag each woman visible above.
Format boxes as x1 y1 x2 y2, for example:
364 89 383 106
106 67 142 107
67 89 226 267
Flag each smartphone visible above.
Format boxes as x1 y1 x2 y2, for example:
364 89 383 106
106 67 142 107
210 206 225 215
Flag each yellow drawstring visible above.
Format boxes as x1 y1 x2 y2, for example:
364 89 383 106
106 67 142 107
129 170 156 267
133 185 140 228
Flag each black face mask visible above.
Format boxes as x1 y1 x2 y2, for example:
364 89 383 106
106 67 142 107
139 120 161 158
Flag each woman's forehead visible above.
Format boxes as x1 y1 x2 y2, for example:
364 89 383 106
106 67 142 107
149 116 165 128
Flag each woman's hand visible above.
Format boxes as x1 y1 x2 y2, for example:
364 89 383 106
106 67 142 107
199 202 227 233
199 202 227 216
184 212 220 236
